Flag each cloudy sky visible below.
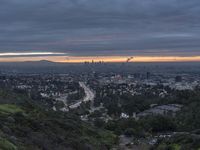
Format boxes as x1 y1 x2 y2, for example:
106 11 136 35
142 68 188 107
0 0 200 62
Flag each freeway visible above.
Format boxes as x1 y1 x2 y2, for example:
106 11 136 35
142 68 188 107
69 82 95 109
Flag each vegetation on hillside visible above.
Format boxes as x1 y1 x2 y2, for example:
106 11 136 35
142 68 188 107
0 89 117 150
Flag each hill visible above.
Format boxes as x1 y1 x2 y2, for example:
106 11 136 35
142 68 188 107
0 88 117 150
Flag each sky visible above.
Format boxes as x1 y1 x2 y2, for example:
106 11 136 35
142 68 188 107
0 0 200 62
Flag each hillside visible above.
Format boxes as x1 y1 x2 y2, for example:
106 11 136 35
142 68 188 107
0 89 117 150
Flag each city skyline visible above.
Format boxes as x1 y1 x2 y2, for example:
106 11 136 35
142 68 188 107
0 54 200 63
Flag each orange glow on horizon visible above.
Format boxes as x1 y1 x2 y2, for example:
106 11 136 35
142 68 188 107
0 56 200 63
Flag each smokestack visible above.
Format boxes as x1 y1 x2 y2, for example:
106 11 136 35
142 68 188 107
126 57 134 62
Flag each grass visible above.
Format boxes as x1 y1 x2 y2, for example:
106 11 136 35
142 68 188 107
0 138 17 150
171 144 181 150
97 130 118 148
157 143 181 150
0 104 23 115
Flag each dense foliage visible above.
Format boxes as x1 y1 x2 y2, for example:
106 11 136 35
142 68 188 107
0 89 117 150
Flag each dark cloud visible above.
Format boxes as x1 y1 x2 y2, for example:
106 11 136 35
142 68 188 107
0 0 200 56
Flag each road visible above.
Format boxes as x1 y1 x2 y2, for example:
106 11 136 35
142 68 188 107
69 82 95 109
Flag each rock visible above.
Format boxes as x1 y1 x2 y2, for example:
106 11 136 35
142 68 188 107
7 116 15 123
2 126 12 134
83 144 94 150
9 136 18 144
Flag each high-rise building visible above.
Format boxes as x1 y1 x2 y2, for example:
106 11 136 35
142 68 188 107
146 72 150 79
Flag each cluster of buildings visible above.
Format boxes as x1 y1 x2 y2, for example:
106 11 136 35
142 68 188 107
0 74 79 99
0 71 199 121
120 104 183 119
136 104 183 118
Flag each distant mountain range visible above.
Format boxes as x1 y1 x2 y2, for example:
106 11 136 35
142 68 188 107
0 60 200 66
0 60 65 67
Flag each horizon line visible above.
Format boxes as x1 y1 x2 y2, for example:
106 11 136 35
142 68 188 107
0 55 200 63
